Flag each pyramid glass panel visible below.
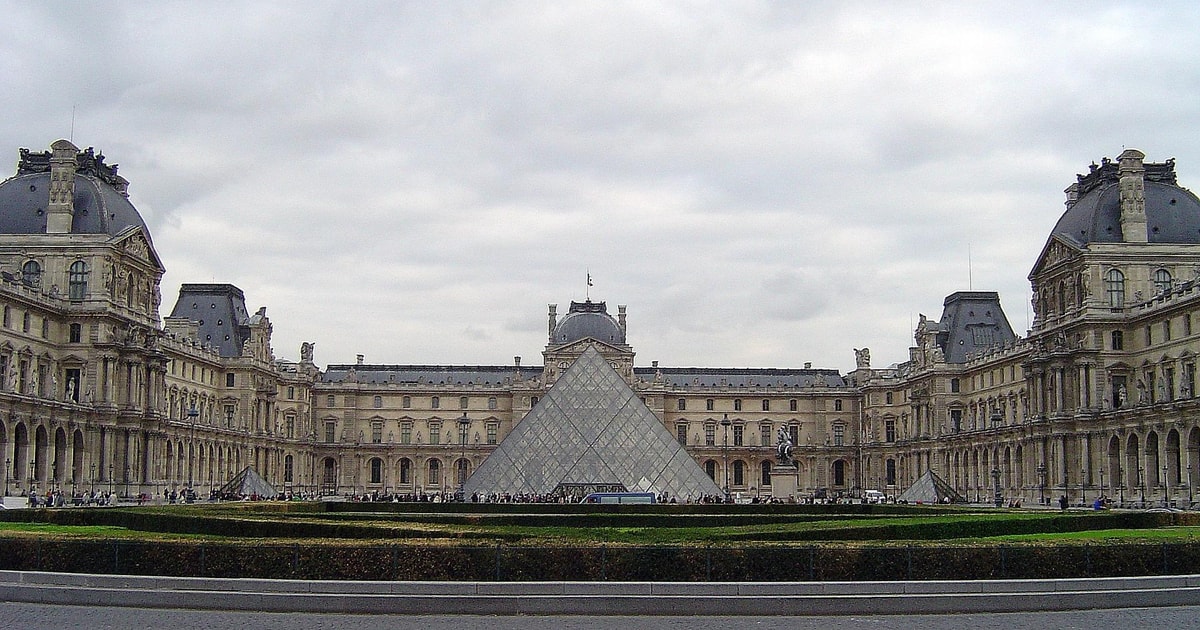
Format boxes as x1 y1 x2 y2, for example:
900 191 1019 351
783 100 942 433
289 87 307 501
464 345 722 499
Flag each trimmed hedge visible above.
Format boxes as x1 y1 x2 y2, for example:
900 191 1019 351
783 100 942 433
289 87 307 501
1 538 1198 581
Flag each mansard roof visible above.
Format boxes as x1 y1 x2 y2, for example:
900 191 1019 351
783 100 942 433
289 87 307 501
932 291 1017 364
0 143 150 239
168 284 253 358
321 364 543 386
634 366 847 388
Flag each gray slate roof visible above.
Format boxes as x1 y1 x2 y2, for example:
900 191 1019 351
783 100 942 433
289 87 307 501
168 284 253 358
932 291 1017 364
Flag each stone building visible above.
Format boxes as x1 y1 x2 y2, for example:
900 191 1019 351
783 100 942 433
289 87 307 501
0 140 1197 507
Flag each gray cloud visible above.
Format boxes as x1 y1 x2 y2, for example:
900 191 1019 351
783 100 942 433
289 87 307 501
3 1 1199 372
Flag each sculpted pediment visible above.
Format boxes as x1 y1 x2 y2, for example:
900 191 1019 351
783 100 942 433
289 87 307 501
112 226 165 272
1029 235 1082 279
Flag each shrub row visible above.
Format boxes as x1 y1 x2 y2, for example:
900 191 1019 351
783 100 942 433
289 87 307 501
1 539 1198 581
2 506 1195 542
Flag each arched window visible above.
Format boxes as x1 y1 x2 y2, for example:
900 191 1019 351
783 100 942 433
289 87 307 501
456 458 469 485
372 395 382 408
833 460 846 486
704 460 717 480
732 460 745 486
284 455 294 483
322 458 336 486
68 261 88 300
21 260 40 287
369 458 383 484
760 461 772 486
1106 269 1125 307
399 458 412 484
427 459 441 485
1154 269 1173 295
886 459 897 486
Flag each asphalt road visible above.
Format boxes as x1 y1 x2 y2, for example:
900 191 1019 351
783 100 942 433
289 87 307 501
2 603 1198 630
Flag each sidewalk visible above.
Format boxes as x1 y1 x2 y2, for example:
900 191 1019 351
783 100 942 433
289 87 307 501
2 570 1199 615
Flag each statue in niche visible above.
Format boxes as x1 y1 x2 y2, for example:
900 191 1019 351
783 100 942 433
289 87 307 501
9 367 18 393
1137 380 1148 404
776 426 794 467
65 379 75 402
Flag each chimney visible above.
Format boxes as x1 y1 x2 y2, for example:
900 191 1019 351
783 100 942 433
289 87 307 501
46 139 79 234
514 356 521 368
356 354 364 365
618 305 627 338
1118 148 1148 243
547 304 557 341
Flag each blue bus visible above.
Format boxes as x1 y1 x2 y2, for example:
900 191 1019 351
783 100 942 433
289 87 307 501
580 492 656 504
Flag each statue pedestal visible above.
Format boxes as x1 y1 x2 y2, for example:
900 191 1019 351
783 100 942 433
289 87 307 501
770 464 799 501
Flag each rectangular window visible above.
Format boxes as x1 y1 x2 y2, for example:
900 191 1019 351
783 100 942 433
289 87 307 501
324 422 336 443
401 422 412 444
760 424 771 447
226 373 236 387
834 399 842 411
486 422 498 445
788 424 799 447
733 399 742 411
371 423 383 444
706 399 714 411
1186 314 1194 336
1111 330 1124 350
833 424 844 447
762 399 770 412
950 378 960 393
285 416 295 439
488 397 497 410
431 396 440 409
676 423 688 446
885 391 893 404
402 396 411 408
1146 326 1153 346
705 424 715 446
287 386 295 400
223 404 235 427
373 395 383 408
41 318 48 339
429 422 441 445
460 396 469 410
68 323 82 343
951 409 963 432
789 399 797 412
677 398 686 411
732 425 744 446
1164 320 1172 342
885 419 896 443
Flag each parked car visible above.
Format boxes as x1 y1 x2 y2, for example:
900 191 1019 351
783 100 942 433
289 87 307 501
863 490 886 503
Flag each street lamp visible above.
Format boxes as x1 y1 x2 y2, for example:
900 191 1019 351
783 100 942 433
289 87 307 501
1099 469 1105 501
3 457 8 497
1138 467 1145 506
108 464 113 496
187 407 199 491
991 467 1002 507
720 414 732 503
89 463 95 494
1163 464 1170 507
28 461 35 495
1036 463 1047 505
1188 465 1194 507
124 465 130 498
457 413 471 502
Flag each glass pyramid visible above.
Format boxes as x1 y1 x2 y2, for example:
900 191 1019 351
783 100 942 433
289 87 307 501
464 345 723 500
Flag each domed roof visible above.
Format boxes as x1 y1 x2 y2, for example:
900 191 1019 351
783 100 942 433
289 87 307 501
0 142 150 239
1050 156 1200 247
551 300 625 345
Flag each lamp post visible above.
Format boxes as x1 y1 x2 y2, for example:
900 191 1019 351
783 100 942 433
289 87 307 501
89 463 95 494
1099 469 1105 501
1037 463 1047 505
108 464 113 497
1081 468 1087 507
29 461 35 496
1163 464 1170 507
1138 467 1145 506
124 465 130 498
720 414 732 503
187 407 199 492
457 412 470 502
992 467 1002 507
3 457 8 497
1189 465 1194 507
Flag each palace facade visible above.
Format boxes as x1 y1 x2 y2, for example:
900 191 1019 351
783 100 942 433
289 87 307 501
0 140 1197 507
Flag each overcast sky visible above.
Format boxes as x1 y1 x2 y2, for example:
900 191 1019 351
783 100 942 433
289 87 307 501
3 2 1200 373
